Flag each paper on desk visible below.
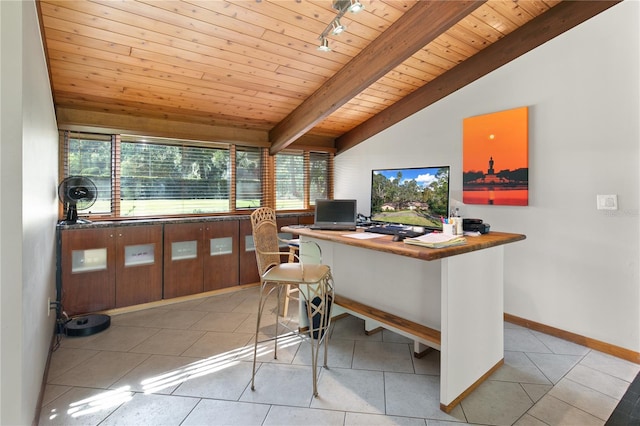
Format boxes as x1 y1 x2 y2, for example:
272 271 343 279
342 232 386 239
403 232 466 248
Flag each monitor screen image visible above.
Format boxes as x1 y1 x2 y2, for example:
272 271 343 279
370 166 450 231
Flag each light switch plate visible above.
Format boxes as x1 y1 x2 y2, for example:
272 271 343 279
597 194 618 210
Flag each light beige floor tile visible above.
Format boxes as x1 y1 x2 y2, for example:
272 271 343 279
310 367 385 414
579 350 640 381
530 330 590 356
521 383 553 403
173 359 254 400
331 315 383 341
382 329 414 344
233 296 272 314
110 308 171 327
130 328 205 355
460 380 533 426
513 413 549 426
292 336 355 369
181 330 255 359
412 349 440 376
352 340 414 373
565 364 632 400
252 333 303 364
491 351 552 385
39 386 132 426
46 347 99 380
345 412 427 425
109 354 203 394
384 372 465 422
99 393 198 425
48 351 149 388
59 325 160 352
162 297 208 311
190 311 252 332
526 352 583 384
195 294 245 312
549 377 619 421
40 291 635 426
527 394 604 426
263 405 345 426
239 363 316 407
181 399 270 426
146 309 211 329
504 328 552 353
41 384 72 407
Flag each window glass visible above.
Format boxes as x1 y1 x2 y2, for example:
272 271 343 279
309 152 329 205
66 138 112 215
275 152 304 209
120 142 230 216
236 147 262 209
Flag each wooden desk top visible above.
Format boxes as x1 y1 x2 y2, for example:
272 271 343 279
282 227 526 261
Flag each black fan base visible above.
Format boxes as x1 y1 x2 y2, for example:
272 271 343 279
65 314 111 337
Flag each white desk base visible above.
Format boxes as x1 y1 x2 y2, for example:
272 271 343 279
301 236 505 412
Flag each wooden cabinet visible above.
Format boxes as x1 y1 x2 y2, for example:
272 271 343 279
60 214 307 310
61 225 163 315
61 228 116 316
204 220 239 291
115 225 163 307
163 222 205 298
164 220 240 298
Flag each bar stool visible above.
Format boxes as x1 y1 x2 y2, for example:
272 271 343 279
281 238 300 317
249 207 334 397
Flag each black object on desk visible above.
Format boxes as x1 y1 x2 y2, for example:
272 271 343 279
365 224 426 238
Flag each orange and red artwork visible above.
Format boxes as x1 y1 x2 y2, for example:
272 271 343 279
463 106 529 206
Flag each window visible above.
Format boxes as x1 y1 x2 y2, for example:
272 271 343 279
275 151 331 209
62 132 332 219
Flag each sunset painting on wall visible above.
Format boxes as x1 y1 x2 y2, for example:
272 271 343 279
463 106 529 206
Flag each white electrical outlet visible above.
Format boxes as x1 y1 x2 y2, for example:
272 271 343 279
597 194 618 210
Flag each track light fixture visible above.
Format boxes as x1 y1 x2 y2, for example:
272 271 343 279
317 0 364 52
331 19 346 35
317 37 331 52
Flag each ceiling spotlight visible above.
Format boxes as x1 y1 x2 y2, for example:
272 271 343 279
348 0 364 13
331 19 346 35
317 37 331 52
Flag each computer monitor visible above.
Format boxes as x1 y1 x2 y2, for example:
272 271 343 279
370 166 450 231
311 199 357 231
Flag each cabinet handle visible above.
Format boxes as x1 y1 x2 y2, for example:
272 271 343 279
118 233 123 237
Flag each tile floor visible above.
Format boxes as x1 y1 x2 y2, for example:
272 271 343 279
39 287 640 425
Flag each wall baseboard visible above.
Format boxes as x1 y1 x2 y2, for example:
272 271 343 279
504 313 640 365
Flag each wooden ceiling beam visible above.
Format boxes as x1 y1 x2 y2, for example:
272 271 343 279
335 0 622 154
269 0 486 155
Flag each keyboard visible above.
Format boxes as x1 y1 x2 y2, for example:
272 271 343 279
364 225 427 238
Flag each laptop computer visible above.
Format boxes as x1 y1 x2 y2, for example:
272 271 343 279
310 199 357 231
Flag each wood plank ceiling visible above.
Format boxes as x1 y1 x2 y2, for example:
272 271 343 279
38 0 619 154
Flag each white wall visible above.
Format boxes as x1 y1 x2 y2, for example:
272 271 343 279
1 0 59 424
335 2 640 353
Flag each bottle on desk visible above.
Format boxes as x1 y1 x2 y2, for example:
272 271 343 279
452 208 463 235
